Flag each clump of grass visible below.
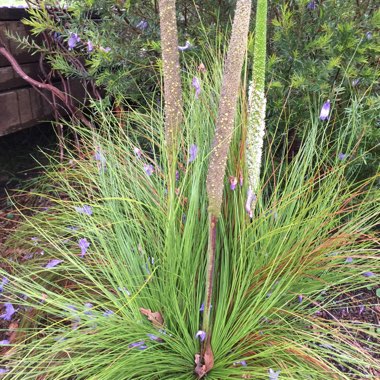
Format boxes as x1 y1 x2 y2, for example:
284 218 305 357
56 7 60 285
0 51 379 379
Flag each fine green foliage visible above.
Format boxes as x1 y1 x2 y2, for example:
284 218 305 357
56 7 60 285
1 48 379 379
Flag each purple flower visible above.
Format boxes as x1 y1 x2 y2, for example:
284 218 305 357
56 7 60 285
0 369 9 374
199 303 212 312
94 149 106 165
143 164 154 176
195 330 206 342
78 238 90 257
189 144 198 163
100 46 111 53
366 31 372 40
239 174 244 187
345 257 353 263
68 33 80 50
0 340 9 345
75 205 93 216
103 309 114 317
234 360 247 367
359 305 365 314
0 277 9 293
118 287 131 296
87 40 94 52
298 294 303 303
363 271 375 277
338 152 348 161
84 302 93 315
352 79 360 87
45 259 64 269
129 341 147 350
176 170 180 181
192 77 201 98
269 368 281 380
147 333 160 341
307 1 316 10
319 100 331 121
0 303 15 321
229 176 238 190
178 41 191 51
136 20 148 31
133 147 142 158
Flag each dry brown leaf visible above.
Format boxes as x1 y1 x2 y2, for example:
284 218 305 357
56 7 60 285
194 353 207 379
139 307 164 328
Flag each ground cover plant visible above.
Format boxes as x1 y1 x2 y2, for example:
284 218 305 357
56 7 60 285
0 0 380 379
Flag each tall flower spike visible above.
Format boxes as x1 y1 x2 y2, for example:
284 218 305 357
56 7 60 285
158 0 183 161
206 0 252 217
246 0 268 218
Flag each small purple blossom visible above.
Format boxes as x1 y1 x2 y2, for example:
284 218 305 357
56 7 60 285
352 79 360 87
103 309 114 317
176 170 180 181
298 294 303 303
118 287 131 296
147 333 160 341
178 40 191 51
234 360 247 367
94 149 106 165
136 20 148 31
189 144 198 163
75 205 93 216
192 77 201 98
0 340 9 345
363 271 375 277
68 33 80 50
0 277 9 293
199 303 212 312
307 1 316 10
100 46 111 53
87 40 94 52
195 330 206 342
129 341 147 350
359 305 365 314
133 147 142 158
143 164 154 176
84 303 93 315
78 238 90 257
229 176 238 190
338 152 348 161
345 257 353 263
45 259 64 269
0 303 15 321
0 369 9 374
319 100 331 121
366 31 372 40
269 368 281 380
239 174 244 187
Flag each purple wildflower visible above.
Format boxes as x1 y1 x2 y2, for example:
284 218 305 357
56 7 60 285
189 144 198 163
45 259 63 269
363 271 375 277
269 368 281 380
239 174 244 187
366 31 372 40
345 257 353 263
94 149 106 165
136 20 148 31
78 238 90 257
103 309 114 317
195 330 206 342
199 303 212 312
192 77 201 98
68 33 80 50
0 277 9 293
352 79 360 86
178 41 191 51
338 152 348 161
74 205 93 216
359 305 365 314
100 46 111 53
234 360 247 367
229 176 238 190
319 100 331 121
298 294 303 303
0 369 9 374
133 146 142 158
307 1 316 10
0 303 15 321
0 340 9 345
87 40 94 52
129 341 147 350
176 170 180 181
84 302 93 315
143 164 154 176
147 333 160 341
118 287 131 296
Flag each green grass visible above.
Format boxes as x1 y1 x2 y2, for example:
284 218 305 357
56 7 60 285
0 50 379 379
